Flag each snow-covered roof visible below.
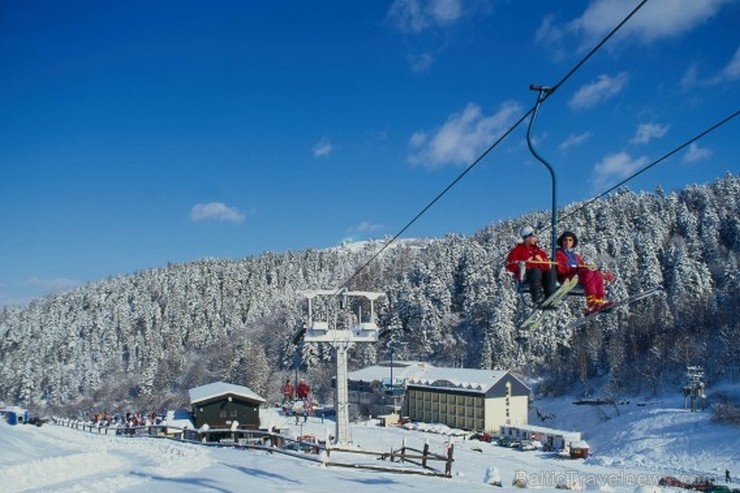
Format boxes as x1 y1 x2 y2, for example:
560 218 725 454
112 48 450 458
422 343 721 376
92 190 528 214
188 381 265 405
500 423 582 439
348 361 429 384
407 367 520 393
0 406 27 413
165 410 194 429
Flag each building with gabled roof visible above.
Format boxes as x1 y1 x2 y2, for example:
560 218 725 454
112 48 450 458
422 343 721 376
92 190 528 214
189 381 265 430
405 367 530 433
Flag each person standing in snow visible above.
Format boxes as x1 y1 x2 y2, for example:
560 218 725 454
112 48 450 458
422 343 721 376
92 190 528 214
506 226 557 306
296 379 310 400
296 379 313 419
726 470 731 483
554 231 615 315
282 379 294 403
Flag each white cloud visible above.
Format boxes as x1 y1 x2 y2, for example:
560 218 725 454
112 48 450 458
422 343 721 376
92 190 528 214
630 123 670 145
387 1 490 72
681 47 740 88
680 63 699 90
558 131 592 152
591 151 648 190
25 276 82 293
571 0 731 46
408 101 522 168
428 0 462 24
312 138 334 158
350 221 384 234
682 142 712 163
190 202 246 223
409 52 435 73
538 1 731 61
388 0 426 32
387 0 463 33
569 72 628 110
535 15 570 62
341 221 385 245
719 46 740 81
536 14 565 46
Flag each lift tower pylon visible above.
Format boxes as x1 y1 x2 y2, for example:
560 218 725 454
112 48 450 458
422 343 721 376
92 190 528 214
301 289 384 445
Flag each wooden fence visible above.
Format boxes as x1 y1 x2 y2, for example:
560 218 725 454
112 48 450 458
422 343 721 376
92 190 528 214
52 418 454 477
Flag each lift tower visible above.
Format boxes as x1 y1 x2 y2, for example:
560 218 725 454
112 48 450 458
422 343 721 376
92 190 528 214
301 289 383 445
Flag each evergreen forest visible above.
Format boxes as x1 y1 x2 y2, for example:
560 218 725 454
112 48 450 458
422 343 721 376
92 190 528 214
1 175 739 415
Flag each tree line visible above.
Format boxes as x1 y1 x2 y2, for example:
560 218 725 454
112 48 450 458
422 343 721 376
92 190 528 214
1 174 738 415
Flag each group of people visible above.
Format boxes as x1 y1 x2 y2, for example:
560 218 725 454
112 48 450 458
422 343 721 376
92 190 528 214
90 410 163 434
506 226 615 315
282 378 311 402
282 378 313 423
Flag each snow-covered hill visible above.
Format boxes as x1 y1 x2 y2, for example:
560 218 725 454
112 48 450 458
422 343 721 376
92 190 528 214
533 392 739 481
2 176 740 412
2 392 738 493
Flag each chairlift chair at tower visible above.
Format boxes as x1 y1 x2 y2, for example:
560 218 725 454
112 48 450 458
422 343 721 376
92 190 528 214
298 289 384 445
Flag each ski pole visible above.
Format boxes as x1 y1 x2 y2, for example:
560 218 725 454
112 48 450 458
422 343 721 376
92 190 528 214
512 260 600 270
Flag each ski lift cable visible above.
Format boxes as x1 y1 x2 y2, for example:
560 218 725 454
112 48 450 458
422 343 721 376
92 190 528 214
542 0 649 103
327 106 536 299
553 108 740 233
483 108 740 269
321 0 651 302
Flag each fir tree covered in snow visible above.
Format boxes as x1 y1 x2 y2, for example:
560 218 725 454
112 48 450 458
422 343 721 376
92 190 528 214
1 175 739 414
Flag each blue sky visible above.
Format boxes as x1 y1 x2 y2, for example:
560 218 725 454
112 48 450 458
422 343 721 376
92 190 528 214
1 0 739 306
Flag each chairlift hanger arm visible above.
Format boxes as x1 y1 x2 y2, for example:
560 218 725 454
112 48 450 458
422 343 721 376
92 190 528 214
526 84 558 261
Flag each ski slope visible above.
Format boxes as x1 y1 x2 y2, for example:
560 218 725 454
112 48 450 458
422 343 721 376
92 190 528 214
1 392 738 493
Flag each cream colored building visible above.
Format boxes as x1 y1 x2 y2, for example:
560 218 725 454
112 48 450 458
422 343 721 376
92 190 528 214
405 367 530 433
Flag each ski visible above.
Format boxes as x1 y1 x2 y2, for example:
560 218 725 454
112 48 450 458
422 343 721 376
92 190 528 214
563 285 664 332
518 275 580 331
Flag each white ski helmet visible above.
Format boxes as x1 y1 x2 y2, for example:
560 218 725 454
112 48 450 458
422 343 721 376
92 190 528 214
520 226 535 240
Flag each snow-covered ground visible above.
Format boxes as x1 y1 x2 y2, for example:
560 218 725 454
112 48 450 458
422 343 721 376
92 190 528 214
1 392 738 493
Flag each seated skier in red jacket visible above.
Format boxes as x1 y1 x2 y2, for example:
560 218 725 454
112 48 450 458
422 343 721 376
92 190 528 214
506 226 557 306
555 231 615 315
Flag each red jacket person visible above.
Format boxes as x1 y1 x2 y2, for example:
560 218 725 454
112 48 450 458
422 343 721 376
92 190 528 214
506 226 557 306
555 231 614 315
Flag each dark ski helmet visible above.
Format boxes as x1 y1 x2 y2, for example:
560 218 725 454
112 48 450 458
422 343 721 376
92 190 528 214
557 231 578 248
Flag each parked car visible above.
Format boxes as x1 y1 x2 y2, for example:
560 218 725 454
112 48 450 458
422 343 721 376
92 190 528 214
496 436 512 447
659 476 688 488
692 478 730 493
518 440 537 451
471 432 493 443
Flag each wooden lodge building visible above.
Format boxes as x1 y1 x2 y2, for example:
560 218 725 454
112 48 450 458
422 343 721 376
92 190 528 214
189 381 265 430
